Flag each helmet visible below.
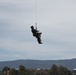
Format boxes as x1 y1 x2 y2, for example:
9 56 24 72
31 26 34 29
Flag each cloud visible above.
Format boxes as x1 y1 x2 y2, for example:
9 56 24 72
0 0 76 61
0 37 76 61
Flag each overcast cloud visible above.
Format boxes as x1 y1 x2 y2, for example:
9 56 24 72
0 0 76 61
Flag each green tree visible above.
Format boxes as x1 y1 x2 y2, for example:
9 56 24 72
2 66 10 75
0 71 4 75
2 67 10 72
19 65 26 72
58 65 72 75
10 68 19 75
50 64 59 75
19 65 27 75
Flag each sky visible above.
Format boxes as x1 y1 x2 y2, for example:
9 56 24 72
0 0 76 61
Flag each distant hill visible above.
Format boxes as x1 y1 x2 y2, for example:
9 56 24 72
0 58 76 70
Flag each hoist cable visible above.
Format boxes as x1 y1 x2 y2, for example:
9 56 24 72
35 0 37 29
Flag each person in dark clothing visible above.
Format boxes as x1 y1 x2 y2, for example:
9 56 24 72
30 26 42 44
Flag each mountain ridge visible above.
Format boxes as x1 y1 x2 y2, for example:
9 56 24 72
0 58 76 70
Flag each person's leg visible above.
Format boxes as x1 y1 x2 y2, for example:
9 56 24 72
36 33 42 44
37 37 42 44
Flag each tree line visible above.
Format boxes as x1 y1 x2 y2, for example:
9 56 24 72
0 64 73 75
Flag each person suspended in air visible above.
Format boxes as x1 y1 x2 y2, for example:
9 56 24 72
30 25 42 44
